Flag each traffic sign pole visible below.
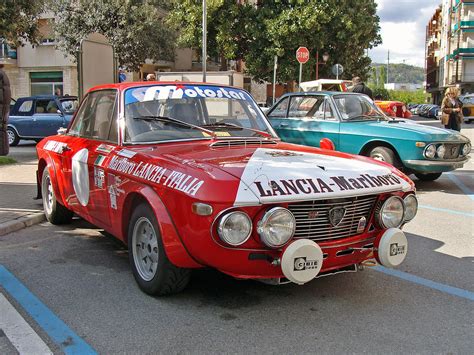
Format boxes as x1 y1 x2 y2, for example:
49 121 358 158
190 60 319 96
295 46 309 90
298 63 303 90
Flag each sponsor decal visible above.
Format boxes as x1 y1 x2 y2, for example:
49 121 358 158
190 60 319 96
389 243 406 256
117 149 137 158
125 85 251 105
357 216 367 233
328 207 346 227
94 155 106 167
96 144 115 154
293 257 319 271
108 174 124 210
202 131 231 137
94 167 105 189
107 156 204 196
72 148 89 207
44 140 68 154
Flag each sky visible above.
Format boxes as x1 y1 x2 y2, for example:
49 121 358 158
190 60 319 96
369 0 441 68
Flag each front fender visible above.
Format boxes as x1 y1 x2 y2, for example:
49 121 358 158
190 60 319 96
121 185 203 269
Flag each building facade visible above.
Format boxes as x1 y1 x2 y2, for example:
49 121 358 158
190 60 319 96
427 0 474 103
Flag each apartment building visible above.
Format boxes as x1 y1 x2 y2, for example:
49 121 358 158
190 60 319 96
425 7 442 103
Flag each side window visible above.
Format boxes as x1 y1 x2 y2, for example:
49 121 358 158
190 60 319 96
35 99 59 114
68 90 117 141
268 97 289 118
91 91 117 140
17 100 34 116
289 96 323 118
313 99 336 120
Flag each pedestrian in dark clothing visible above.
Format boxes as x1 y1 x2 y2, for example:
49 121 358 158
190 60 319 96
351 76 373 100
441 87 463 132
0 64 12 156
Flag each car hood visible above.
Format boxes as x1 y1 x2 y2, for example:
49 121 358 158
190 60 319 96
136 142 413 206
358 120 470 142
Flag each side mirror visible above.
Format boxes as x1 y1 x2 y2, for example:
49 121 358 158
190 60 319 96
57 109 64 116
57 127 67 135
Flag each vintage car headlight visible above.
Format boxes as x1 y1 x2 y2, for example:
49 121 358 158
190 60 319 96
257 207 296 248
403 194 418 222
217 211 252 246
424 144 437 159
461 142 471 156
436 144 446 159
377 196 405 229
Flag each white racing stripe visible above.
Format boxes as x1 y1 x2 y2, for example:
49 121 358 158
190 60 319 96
234 148 412 206
0 293 53 355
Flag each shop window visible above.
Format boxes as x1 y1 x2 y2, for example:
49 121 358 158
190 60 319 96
30 71 63 96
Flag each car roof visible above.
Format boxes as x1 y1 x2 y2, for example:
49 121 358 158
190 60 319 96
88 81 243 93
279 91 364 98
18 95 77 100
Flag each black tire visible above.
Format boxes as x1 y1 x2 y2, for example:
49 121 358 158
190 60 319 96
368 146 400 167
415 172 442 181
128 203 190 296
465 120 472 124
41 170 73 224
7 128 19 146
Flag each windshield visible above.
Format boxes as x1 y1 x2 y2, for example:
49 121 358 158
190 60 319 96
334 94 386 121
460 95 474 104
124 84 277 143
60 98 78 114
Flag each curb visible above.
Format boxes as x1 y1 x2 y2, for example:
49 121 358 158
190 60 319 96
0 213 46 236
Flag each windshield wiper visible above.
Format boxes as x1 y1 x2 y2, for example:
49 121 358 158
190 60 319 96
200 122 273 138
346 114 383 121
132 115 216 138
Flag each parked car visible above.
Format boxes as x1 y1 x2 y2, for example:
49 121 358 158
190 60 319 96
7 95 78 146
426 105 440 119
37 82 418 295
460 94 474 123
267 92 471 181
375 100 412 119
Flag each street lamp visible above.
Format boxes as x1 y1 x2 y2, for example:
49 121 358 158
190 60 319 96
315 51 329 80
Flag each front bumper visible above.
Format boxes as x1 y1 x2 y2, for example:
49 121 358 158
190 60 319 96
404 156 469 173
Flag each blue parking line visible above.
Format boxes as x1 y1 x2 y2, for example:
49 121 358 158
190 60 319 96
419 204 474 217
373 266 474 302
0 265 97 355
447 173 474 201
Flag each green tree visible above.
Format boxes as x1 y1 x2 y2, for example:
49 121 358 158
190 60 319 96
0 0 44 45
168 0 381 82
51 0 176 70
379 66 387 87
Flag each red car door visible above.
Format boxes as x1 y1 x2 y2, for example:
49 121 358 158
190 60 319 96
61 89 118 229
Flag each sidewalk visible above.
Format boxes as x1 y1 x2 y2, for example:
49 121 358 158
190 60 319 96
0 146 44 236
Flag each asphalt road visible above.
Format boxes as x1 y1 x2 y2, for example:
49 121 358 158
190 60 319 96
1 119 473 354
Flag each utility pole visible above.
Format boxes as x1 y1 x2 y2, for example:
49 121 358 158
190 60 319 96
387 50 390 84
272 55 277 105
202 0 207 83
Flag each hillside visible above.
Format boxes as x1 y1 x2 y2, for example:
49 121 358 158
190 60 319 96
370 63 424 84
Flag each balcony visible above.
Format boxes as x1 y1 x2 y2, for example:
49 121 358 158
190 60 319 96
0 43 17 65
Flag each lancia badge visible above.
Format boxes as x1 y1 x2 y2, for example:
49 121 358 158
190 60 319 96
328 207 346 227
308 210 319 219
357 216 366 233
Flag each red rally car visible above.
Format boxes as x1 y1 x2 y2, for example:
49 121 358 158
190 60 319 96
36 82 418 295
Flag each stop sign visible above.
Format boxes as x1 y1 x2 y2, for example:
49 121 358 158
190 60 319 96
296 47 310 64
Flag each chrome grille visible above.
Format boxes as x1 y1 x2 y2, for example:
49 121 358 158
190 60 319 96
288 195 378 241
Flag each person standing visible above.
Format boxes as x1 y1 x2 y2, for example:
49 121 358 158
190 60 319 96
351 76 373 100
0 64 12 156
441 87 463 131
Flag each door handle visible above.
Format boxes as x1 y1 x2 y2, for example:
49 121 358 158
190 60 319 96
279 123 289 127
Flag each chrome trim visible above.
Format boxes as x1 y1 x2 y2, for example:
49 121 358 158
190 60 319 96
404 157 469 166
257 207 296 248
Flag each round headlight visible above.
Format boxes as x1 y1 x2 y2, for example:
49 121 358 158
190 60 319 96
217 211 252 246
462 142 471 156
436 144 446 159
403 194 418 222
378 196 405 229
257 207 296 248
424 144 436 159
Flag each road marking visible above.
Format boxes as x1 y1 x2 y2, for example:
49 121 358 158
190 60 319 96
446 173 474 201
373 266 474 302
418 204 474 217
0 293 53 354
0 265 97 355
